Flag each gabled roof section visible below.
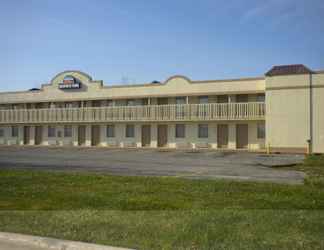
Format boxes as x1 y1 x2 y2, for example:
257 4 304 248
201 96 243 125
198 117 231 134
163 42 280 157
265 64 314 77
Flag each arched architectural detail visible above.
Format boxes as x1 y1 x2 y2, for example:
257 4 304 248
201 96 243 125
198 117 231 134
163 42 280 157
50 70 93 85
164 75 192 85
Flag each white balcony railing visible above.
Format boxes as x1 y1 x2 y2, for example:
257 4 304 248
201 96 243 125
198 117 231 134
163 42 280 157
0 102 265 124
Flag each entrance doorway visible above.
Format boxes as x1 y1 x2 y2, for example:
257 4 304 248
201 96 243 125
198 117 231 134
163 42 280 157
217 124 229 149
157 125 168 147
78 126 86 146
236 124 248 149
141 125 151 147
35 126 43 145
23 126 30 145
91 125 101 146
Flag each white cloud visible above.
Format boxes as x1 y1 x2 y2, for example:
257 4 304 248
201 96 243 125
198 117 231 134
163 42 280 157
240 0 297 24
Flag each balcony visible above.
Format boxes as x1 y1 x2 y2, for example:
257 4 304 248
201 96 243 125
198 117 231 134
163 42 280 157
0 102 265 124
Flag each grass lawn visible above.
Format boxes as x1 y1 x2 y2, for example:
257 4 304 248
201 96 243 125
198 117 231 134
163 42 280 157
0 155 323 249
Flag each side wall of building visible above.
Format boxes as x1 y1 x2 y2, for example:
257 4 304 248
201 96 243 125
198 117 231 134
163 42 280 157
265 73 324 153
313 73 324 153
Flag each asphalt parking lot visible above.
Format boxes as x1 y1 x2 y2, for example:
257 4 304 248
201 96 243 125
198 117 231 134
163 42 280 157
0 146 306 184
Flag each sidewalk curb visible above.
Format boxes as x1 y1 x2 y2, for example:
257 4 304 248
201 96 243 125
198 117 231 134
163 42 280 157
0 232 135 250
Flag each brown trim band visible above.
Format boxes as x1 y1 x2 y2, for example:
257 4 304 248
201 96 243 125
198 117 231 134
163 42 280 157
266 84 324 91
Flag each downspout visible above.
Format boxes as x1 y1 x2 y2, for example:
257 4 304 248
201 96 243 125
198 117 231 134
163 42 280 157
309 73 313 154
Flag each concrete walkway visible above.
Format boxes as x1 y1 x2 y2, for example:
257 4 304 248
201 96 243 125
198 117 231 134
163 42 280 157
0 146 306 184
0 232 133 250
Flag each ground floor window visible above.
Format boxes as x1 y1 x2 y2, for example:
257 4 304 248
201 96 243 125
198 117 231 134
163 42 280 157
0 128 4 137
48 126 56 137
64 126 72 137
11 126 18 137
107 125 115 137
175 124 185 138
198 124 208 138
257 122 265 139
126 124 135 138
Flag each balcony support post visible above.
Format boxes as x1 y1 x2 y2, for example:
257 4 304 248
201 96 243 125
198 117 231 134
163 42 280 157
228 123 236 149
150 124 158 148
72 125 79 146
135 124 142 148
100 125 107 147
18 126 24 145
209 123 218 149
85 125 92 147
29 126 35 145
42 125 49 146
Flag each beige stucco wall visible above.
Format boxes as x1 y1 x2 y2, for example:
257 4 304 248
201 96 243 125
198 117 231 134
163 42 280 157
0 122 265 150
0 71 265 104
265 73 324 153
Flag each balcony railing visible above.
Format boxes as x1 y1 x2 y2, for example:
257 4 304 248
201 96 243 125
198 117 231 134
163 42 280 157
0 102 265 124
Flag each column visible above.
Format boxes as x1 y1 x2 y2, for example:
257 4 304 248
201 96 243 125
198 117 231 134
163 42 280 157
168 124 176 148
209 123 218 149
228 123 236 149
18 126 24 145
42 125 49 146
100 125 107 147
150 124 158 148
135 124 142 148
72 125 79 146
29 126 35 145
229 95 236 103
85 125 92 146
118 124 125 148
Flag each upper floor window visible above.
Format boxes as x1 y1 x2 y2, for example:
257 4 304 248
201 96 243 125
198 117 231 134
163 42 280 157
35 103 43 109
176 97 186 105
11 126 19 137
92 100 102 107
236 94 249 103
107 100 114 107
157 98 168 105
198 124 208 138
217 95 229 103
257 94 265 102
64 103 74 108
142 98 149 105
127 99 136 106
199 96 209 104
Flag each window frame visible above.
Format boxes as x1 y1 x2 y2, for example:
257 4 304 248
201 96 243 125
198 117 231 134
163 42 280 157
256 94 266 102
125 124 135 138
48 126 56 138
198 96 209 104
198 124 208 138
175 124 185 138
257 122 266 139
107 125 115 138
175 97 186 105
64 126 72 137
11 126 18 137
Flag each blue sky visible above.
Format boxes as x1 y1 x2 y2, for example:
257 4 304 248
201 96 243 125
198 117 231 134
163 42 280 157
0 0 323 91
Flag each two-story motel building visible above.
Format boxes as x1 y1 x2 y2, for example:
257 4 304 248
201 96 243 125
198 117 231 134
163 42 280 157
0 64 323 153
